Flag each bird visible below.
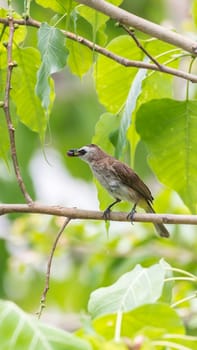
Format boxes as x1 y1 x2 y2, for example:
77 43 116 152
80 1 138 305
67 144 169 238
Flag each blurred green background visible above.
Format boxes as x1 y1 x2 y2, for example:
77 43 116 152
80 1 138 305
0 0 196 335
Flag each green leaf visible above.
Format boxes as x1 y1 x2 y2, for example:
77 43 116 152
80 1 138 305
77 5 109 32
0 300 91 350
116 63 147 158
67 39 92 77
77 0 123 31
92 113 120 210
126 40 179 163
159 259 174 304
93 303 185 340
145 38 180 64
0 9 27 51
136 70 174 107
88 262 165 319
94 35 142 113
136 99 197 212
36 23 68 110
107 0 124 4
94 36 179 115
93 113 120 155
11 47 47 139
137 38 180 103
35 0 77 14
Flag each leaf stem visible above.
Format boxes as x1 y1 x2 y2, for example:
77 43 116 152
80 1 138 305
164 334 197 341
164 267 197 280
152 340 192 350
171 292 197 308
165 277 196 282
53 13 67 28
23 0 31 18
114 310 122 342
186 57 196 100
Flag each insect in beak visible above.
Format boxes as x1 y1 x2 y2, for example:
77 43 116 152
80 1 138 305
67 149 80 157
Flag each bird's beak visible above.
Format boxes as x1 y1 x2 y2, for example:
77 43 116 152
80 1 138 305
67 148 80 157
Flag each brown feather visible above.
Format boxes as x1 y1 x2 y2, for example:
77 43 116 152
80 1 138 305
112 160 153 202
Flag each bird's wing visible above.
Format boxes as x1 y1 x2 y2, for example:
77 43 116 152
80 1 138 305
112 160 153 202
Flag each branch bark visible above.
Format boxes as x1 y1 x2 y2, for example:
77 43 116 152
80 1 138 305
0 203 197 226
2 17 33 204
76 0 197 55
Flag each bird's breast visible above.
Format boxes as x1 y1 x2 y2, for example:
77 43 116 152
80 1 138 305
92 167 117 192
91 165 141 203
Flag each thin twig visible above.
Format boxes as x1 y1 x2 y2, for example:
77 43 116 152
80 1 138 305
2 17 33 204
38 217 71 318
1 203 197 226
119 23 162 68
0 18 196 82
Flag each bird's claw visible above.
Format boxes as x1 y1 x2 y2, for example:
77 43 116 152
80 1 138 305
103 208 111 220
127 208 137 225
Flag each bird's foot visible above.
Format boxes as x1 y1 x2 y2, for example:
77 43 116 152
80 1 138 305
103 207 111 220
127 207 137 225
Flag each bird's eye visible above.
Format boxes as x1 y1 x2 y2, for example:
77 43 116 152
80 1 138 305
79 149 87 155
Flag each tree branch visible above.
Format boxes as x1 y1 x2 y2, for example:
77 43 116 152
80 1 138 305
0 203 197 226
38 217 71 318
76 0 197 55
0 18 197 82
2 17 33 204
119 24 162 68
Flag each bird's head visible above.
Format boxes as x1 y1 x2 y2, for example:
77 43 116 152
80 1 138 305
67 144 104 163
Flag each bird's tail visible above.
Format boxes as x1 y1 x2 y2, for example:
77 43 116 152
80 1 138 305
145 202 170 238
